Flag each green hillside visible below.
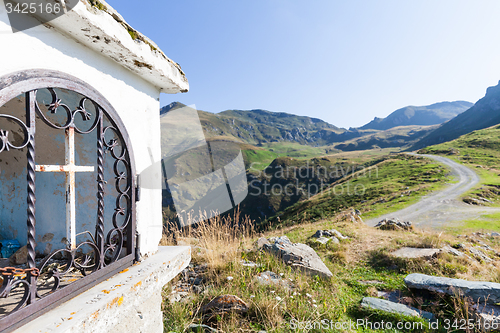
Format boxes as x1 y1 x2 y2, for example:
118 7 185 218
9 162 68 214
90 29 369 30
161 102 351 146
261 154 450 229
334 125 438 151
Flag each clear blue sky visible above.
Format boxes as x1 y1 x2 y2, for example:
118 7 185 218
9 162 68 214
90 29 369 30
107 0 500 128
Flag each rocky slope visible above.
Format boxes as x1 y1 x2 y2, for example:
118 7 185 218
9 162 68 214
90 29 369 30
412 81 500 149
160 102 351 146
360 101 472 131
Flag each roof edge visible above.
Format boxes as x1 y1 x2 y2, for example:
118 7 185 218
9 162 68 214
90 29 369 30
20 0 189 94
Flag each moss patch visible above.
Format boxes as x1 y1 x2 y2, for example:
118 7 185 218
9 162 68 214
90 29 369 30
88 0 107 11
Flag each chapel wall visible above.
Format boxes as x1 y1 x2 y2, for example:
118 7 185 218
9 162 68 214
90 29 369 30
0 5 164 256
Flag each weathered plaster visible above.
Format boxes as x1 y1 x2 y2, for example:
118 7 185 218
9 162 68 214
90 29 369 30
13 246 191 333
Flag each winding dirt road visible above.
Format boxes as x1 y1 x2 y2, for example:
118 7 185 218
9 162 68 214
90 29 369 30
365 154 500 229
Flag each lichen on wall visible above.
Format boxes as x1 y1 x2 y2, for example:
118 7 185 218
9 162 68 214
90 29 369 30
82 0 185 76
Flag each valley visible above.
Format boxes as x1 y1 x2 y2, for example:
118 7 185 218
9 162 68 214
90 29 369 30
160 81 500 333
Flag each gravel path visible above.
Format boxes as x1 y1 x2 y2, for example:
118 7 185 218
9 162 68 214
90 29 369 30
365 154 500 229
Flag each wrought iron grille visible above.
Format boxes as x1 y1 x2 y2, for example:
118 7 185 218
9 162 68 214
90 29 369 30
0 70 136 332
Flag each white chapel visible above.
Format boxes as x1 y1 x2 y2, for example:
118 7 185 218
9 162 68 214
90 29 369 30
0 0 191 331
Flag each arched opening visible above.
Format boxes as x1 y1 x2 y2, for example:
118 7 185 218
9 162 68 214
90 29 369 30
0 70 136 331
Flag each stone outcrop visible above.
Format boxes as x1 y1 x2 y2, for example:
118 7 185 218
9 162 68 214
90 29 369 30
405 273 500 305
263 236 333 278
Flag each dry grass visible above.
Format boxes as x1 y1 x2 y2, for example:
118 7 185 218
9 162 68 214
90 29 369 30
162 207 500 332
161 208 254 270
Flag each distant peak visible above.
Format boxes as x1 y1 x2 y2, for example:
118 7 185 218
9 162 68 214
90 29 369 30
160 101 187 115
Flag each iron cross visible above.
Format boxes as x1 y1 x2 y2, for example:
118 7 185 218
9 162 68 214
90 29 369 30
35 127 95 250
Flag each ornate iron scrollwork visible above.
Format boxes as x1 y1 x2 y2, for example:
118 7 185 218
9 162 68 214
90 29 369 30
0 75 136 332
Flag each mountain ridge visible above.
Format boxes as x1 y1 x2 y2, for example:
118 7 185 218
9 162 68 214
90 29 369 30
359 101 472 131
160 100 472 149
412 81 500 149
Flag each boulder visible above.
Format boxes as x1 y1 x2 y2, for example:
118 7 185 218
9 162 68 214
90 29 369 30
391 247 441 260
358 280 384 285
361 297 435 321
263 236 333 278
377 290 404 303
201 295 249 315
491 232 500 238
405 273 500 305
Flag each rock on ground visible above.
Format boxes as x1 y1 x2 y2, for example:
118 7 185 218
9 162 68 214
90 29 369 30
375 218 412 231
313 229 348 240
263 236 333 279
469 247 493 263
186 324 218 332
377 290 404 303
254 271 292 289
257 237 270 249
240 260 262 268
391 247 441 260
201 295 249 315
405 273 500 305
168 264 208 302
473 304 500 332
361 297 435 321
441 245 469 258
315 237 332 245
